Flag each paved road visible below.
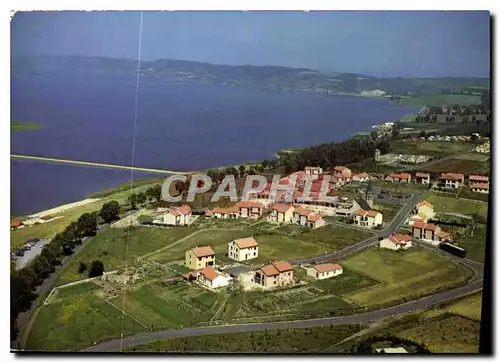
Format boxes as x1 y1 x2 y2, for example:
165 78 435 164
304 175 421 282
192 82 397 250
81 280 482 352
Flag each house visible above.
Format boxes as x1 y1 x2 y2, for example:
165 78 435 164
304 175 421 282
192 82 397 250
352 209 383 228
379 234 413 250
237 201 263 219
471 182 489 194
197 266 231 289
162 205 192 226
440 173 464 189
385 173 411 183
292 207 324 228
411 222 451 242
333 166 352 180
268 203 294 223
468 175 489 186
254 261 294 288
205 205 240 219
376 347 408 354
11 219 24 230
306 263 343 279
304 166 323 176
351 172 370 182
306 213 326 229
415 172 430 185
413 200 435 222
227 237 259 262
185 245 215 270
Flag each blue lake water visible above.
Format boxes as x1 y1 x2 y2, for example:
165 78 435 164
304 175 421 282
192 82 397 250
11 71 418 215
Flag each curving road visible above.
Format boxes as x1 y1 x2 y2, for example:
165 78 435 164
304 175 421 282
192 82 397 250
77 190 485 352
82 280 483 352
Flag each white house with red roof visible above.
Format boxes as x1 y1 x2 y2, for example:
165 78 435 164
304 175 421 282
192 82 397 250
468 174 489 186
267 203 294 224
440 173 465 189
333 166 352 180
415 172 430 185
292 206 325 229
196 266 231 289
385 173 412 183
306 263 343 280
227 237 259 262
161 205 192 226
379 234 413 250
352 209 383 228
411 221 451 244
471 182 489 194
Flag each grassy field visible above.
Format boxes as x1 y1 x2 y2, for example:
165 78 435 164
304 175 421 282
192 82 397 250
373 203 401 224
87 178 163 199
26 292 145 351
398 314 480 353
49 281 100 304
340 247 472 307
389 140 473 157
424 157 491 175
422 191 489 218
11 182 159 249
451 223 488 263
446 292 483 321
398 93 481 107
125 324 363 352
56 227 196 286
11 121 42 132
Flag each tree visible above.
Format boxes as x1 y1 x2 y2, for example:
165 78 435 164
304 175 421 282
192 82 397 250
127 193 138 209
78 261 87 274
137 192 147 206
370 131 378 140
77 213 98 237
146 184 162 203
419 130 426 138
99 201 121 223
238 164 246 177
88 260 105 278
248 168 256 175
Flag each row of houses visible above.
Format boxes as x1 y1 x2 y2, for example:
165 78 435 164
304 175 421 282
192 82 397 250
385 172 490 193
267 204 325 228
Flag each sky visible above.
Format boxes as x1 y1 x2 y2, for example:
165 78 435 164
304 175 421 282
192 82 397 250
11 11 490 78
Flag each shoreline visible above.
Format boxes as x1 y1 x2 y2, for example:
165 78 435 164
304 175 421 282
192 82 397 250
26 198 102 218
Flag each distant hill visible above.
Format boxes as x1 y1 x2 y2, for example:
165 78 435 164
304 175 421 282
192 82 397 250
11 54 490 98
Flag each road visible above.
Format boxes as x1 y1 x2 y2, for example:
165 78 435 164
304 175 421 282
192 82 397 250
11 154 196 175
82 280 482 352
15 210 136 349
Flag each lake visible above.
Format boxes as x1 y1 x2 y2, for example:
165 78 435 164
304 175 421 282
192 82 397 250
11 71 418 215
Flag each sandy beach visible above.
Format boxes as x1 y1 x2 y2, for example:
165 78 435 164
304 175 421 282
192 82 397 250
27 198 102 218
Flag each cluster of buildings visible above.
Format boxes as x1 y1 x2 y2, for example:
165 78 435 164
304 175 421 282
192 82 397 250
10 214 57 230
385 172 489 194
474 141 490 154
153 205 193 226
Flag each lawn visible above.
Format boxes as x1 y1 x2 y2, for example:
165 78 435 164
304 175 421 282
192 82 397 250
56 226 196 286
422 191 489 218
389 140 473 157
446 292 483 321
26 292 146 351
373 203 401 224
398 314 480 353
340 247 473 307
11 182 160 249
295 225 372 250
49 281 100 304
125 324 363 353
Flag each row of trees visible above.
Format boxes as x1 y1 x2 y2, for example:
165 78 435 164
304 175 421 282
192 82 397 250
351 334 431 354
127 184 162 209
11 199 123 341
428 102 489 116
415 114 490 124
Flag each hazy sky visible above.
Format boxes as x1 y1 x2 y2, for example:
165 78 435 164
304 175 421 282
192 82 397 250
11 11 490 78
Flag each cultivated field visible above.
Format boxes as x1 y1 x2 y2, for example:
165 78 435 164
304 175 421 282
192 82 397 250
445 292 483 321
423 156 490 175
389 140 474 157
398 93 481 107
56 226 196 286
340 247 473 307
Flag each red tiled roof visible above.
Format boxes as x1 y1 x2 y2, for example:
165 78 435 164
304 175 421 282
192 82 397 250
412 221 439 231
199 266 219 281
237 201 263 209
272 260 293 272
415 172 430 178
353 209 380 218
307 213 323 223
191 246 215 258
293 207 312 217
314 263 342 273
388 234 412 245
259 264 279 276
440 173 464 181
234 237 258 249
469 175 489 182
417 200 433 208
11 219 23 227
436 231 451 238
271 203 293 213
175 205 192 215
